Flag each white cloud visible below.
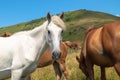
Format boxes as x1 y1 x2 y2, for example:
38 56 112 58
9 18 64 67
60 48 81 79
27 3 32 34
116 14 120 17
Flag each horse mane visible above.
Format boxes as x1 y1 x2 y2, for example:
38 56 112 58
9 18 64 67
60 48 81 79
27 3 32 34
51 16 66 31
85 25 98 37
13 15 66 37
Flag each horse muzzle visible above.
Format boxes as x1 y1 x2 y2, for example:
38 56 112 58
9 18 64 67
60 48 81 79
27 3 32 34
52 51 61 60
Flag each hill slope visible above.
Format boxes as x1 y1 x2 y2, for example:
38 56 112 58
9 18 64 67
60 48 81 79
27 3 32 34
0 9 120 44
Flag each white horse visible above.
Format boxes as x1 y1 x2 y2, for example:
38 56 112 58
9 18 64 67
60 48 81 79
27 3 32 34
0 12 65 80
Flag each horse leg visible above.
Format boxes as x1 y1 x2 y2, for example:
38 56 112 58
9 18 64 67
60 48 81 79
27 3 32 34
53 62 62 80
86 65 94 80
85 58 94 80
59 61 68 80
100 66 106 80
26 75 31 80
114 62 120 76
11 67 31 80
12 72 32 80
22 75 31 80
11 69 23 80
21 76 30 80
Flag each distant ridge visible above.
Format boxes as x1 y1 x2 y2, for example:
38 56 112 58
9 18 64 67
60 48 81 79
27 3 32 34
0 9 120 43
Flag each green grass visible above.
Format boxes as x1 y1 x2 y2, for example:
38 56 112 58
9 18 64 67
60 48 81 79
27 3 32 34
2 9 120 80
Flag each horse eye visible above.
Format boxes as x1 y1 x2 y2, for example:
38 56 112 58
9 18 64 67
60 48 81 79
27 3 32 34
61 30 63 34
48 30 50 34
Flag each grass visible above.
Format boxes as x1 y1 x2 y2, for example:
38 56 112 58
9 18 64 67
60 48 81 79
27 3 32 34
3 9 120 80
29 50 120 80
5 50 120 80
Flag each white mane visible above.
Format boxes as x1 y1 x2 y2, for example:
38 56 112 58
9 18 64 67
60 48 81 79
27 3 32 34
51 16 66 31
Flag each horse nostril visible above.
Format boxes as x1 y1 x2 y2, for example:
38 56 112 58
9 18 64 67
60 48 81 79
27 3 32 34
52 52 61 60
59 53 61 58
52 52 56 59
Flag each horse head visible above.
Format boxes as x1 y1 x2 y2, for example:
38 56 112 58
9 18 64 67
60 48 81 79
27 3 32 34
45 12 66 61
76 55 90 80
65 41 81 50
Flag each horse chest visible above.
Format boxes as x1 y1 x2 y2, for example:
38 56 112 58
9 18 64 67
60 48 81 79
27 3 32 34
0 45 13 70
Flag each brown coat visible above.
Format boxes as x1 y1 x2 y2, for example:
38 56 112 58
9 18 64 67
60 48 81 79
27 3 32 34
76 21 120 80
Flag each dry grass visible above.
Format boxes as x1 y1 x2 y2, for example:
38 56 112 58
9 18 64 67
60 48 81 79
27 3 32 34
30 50 120 80
5 50 120 80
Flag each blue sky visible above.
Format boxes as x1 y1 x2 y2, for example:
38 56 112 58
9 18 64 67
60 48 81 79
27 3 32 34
0 0 120 27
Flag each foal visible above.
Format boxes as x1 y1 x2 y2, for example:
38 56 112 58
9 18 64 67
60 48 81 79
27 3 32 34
65 41 81 50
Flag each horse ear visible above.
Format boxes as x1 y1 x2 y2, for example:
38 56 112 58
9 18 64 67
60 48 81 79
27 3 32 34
47 12 51 22
60 12 64 19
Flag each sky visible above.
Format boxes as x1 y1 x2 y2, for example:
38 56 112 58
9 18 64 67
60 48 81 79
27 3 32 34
0 0 120 27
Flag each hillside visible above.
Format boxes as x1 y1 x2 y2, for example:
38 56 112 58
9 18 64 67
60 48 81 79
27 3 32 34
0 9 120 44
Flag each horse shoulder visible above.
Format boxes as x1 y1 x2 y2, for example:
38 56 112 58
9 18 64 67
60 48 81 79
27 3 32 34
12 36 37 66
102 21 120 62
85 27 113 66
87 27 103 54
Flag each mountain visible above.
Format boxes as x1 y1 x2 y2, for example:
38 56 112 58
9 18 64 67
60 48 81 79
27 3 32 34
0 9 120 44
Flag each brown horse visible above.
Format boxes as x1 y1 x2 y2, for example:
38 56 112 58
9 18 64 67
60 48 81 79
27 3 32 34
65 41 81 50
27 41 80 80
0 32 11 37
76 21 120 80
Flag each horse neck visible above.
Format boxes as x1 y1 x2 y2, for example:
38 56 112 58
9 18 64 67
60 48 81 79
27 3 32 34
29 21 48 57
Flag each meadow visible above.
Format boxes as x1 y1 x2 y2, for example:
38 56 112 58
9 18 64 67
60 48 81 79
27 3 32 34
3 9 120 80
30 49 120 80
